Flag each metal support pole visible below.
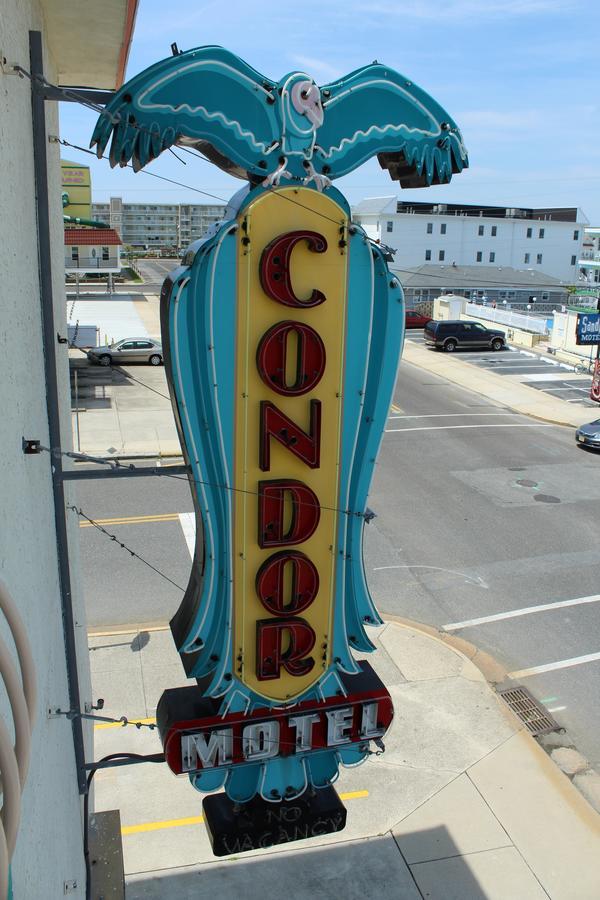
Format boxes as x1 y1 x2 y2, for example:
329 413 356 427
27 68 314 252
74 369 81 453
63 464 188 481
29 30 87 794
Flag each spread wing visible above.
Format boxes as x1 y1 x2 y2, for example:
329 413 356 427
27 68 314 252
90 45 281 180
315 63 468 185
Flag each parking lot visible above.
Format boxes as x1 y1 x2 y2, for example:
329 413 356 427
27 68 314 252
406 332 597 408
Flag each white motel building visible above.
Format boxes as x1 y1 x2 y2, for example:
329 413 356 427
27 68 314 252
353 198 588 284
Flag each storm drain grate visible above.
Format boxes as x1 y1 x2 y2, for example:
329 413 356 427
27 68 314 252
497 685 560 736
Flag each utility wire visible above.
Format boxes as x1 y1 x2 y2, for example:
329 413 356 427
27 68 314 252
100 363 172 401
67 505 186 592
45 445 371 519
58 133 571 289
56 138 230 205
147 469 369 519
33 62 571 287
19 62 589 279
53 707 157 730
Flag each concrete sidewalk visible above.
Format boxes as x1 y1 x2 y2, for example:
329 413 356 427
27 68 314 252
402 341 594 428
90 620 600 899
71 303 596 458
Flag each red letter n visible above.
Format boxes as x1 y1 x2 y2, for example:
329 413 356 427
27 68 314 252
259 400 321 472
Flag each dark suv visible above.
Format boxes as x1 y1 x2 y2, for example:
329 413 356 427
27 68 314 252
424 320 506 352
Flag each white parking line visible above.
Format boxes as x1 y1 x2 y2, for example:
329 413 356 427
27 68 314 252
386 424 554 433
178 513 196 558
518 373 576 382
482 361 551 367
509 652 600 679
443 594 600 632
387 413 525 419
548 706 566 713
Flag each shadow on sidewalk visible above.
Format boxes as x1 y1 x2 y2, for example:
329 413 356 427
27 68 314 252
125 829 489 900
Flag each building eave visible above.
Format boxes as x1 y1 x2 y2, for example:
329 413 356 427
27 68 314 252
41 0 139 89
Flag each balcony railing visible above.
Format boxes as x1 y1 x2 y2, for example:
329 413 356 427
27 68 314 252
65 258 119 269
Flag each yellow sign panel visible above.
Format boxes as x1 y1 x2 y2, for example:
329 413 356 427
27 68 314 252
61 160 92 219
233 188 349 702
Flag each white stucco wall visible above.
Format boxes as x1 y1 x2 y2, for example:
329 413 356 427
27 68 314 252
0 2 92 896
356 210 585 282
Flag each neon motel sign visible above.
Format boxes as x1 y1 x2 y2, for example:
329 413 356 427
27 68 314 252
92 44 467 850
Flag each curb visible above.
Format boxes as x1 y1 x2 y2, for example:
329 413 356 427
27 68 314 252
384 614 600 815
382 612 510 685
74 452 184 463
85 613 600 814
402 344 592 428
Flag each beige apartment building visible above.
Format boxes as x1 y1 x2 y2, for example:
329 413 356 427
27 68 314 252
92 196 225 250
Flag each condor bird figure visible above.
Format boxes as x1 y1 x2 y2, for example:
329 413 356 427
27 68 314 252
91 45 468 188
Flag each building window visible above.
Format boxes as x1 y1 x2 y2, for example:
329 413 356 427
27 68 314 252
491 226 497 236
71 247 78 261
489 252 495 263
524 253 530 264
425 249 432 261
476 251 482 262
440 223 447 235
571 255 577 266
478 225 484 236
574 230 579 240
386 221 393 233
536 253 543 264
526 227 532 238
542 292 549 301
539 228 545 238
102 246 109 261
438 250 445 261
426 222 433 234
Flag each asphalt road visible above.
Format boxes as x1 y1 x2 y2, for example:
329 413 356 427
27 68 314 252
65 258 180 295
74 358 600 770
408 330 597 406
369 358 600 769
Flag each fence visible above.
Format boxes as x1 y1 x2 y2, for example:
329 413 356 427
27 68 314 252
465 302 549 335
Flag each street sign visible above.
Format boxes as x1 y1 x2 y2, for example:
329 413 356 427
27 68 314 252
576 312 600 345
92 43 468 852
591 359 600 403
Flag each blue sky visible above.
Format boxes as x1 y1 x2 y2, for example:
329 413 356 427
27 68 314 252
60 0 600 221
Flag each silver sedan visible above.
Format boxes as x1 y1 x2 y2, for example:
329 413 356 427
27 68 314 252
87 338 163 367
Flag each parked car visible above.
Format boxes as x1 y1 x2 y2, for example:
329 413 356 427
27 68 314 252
405 308 433 328
424 320 506 352
575 419 600 451
87 338 163 367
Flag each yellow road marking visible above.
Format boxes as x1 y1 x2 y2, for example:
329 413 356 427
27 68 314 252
122 815 204 835
120 791 369 836
94 716 157 730
88 624 170 637
390 404 403 414
79 512 181 528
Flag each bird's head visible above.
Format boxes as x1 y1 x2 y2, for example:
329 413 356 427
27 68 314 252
279 72 324 135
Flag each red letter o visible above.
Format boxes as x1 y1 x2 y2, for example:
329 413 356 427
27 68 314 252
256 551 319 616
256 322 326 396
